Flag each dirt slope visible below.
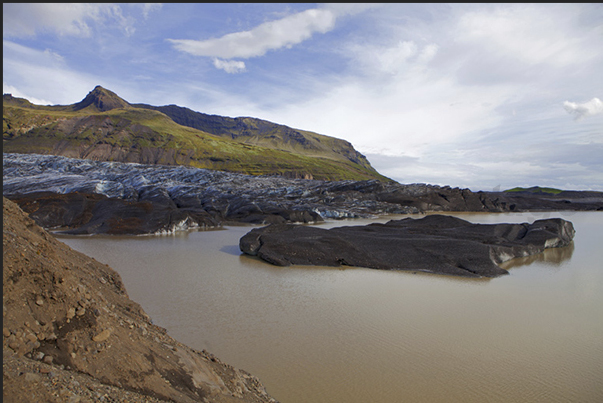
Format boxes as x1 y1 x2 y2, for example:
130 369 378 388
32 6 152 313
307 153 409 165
3 197 278 403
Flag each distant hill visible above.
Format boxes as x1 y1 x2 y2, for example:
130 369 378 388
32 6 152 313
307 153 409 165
504 186 563 195
3 86 389 181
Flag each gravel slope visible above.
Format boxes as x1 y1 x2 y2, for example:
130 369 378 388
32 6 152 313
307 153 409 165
3 197 278 403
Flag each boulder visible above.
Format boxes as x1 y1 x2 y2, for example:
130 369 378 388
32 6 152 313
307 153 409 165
239 215 575 278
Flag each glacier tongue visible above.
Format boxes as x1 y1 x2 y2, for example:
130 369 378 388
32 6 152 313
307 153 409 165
2 153 250 200
2 152 425 234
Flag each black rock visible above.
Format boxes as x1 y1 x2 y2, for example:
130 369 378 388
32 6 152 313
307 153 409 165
6 191 220 235
239 215 575 278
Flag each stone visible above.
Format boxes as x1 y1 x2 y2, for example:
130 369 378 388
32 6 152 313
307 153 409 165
240 215 575 278
92 329 111 342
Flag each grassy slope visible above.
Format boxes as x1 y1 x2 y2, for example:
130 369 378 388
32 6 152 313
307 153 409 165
3 102 389 181
132 103 377 172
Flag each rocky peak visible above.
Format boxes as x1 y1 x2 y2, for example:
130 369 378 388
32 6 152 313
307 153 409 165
72 85 131 112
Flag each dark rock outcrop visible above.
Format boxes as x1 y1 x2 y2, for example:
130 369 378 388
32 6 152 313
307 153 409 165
7 191 222 235
239 215 576 278
486 190 603 212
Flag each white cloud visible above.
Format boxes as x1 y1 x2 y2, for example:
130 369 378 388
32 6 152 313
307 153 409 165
212 58 246 74
167 6 345 59
455 4 595 68
259 71 513 162
2 83 54 106
371 41 418 74
563 98 603 121
350 40 439 78
140 3 162 20
440 3 603 92
3 41 109 105
260 30 513 159
2 3 137 38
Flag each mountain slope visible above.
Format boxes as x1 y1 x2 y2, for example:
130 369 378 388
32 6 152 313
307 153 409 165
3 87 389 181
132 103 375 172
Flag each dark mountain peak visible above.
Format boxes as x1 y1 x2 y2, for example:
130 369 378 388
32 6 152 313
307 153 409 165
72 85 131 112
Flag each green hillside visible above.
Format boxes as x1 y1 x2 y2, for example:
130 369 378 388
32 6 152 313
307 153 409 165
3 87 390 181
132 103 376 172
504 186 564 195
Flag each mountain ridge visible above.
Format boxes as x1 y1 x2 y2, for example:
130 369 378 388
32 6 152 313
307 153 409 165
131 102 374 171
3 86 388 181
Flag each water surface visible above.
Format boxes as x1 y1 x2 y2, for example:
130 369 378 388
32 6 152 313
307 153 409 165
60 211 603 403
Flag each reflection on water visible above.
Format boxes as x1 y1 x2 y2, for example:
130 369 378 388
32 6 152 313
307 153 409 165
501 242 575 270
59 211 603 403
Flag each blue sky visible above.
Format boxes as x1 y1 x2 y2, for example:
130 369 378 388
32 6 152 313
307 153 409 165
3 3 603 191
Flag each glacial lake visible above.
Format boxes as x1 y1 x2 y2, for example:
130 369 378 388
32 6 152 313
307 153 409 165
60 211 603 403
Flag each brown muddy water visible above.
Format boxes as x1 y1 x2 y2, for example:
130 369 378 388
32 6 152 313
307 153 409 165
60 211 603 403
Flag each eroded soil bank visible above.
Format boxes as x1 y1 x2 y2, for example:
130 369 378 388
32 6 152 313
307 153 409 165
3 197 278 403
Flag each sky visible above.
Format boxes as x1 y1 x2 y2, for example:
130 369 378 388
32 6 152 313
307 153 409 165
3 3 603 192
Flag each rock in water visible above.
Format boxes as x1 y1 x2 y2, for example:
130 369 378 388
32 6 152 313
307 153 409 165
239 215 575 278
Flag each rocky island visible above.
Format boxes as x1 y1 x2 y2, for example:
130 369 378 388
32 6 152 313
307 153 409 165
239 214 576 278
